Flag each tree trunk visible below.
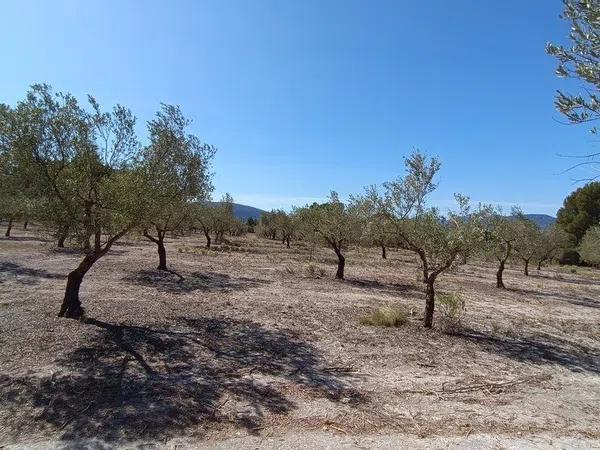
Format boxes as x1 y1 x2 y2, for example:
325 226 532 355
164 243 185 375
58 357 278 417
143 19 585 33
58 253 98 319
57 225 69 248
381 245 387 259
156 236 167 271
23 220 28 230
204 230 211 249
282 236 286 244
83 236 91 253
523 259 529 276
424 277 435 328
537 261 542 271
286 237 290 248
496 260 506 289
5 218 13 237
334 247 345 280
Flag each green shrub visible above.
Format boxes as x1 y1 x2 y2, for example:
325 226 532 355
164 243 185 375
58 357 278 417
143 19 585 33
360 307 408 327
437 292 466 334
559 249 581 266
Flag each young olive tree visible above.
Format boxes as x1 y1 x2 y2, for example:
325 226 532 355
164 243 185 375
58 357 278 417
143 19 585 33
535 225 574 270
141 104 215 271
365 152 482 328
191 201 216 248
481 209 518 289
211 193 236 244
4 84 149 319
512 215 542 276
351 185 395 259
273 209 298 248
257 211 279 240
297 192 362 279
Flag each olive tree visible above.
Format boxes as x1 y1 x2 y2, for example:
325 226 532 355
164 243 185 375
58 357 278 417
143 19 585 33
3 84 149 319
579 225 600 265
273 209 298 248
211 193 236 244
351 185 395 258
535 225 574 270
297 192 362 279
547 1 600 177
481 209 518 289
364 152 482 328
141 104 215 271
512 215 542 276
257 211 279 240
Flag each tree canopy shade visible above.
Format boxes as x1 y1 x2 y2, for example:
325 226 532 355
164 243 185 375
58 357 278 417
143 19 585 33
0 84 170 319
556 181 600 242
140 104 216 271
547 0 600 177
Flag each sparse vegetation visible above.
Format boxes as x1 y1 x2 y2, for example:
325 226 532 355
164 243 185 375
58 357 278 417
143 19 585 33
360 307 409 327
436 292 466 334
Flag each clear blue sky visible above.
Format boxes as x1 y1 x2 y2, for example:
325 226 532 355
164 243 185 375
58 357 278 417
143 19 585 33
1 0 595 215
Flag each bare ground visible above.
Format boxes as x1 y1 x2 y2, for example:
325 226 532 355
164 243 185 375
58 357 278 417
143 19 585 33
0 228 599 449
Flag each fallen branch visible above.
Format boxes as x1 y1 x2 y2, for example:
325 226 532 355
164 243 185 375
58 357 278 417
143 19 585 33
402 376 547 395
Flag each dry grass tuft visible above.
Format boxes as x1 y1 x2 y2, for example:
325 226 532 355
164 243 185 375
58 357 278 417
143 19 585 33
360 307 408 327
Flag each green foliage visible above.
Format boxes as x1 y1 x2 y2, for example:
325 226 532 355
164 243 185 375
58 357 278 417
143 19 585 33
559 248 581 265
141 103 216 240
579 225 600 265
535 225 574 268
257 210 279 240
360 307 408 328
437 292 466 334
296 193 362 255
557 182 600 242
547 1 600 132
1 84 149 251
352 151 485 327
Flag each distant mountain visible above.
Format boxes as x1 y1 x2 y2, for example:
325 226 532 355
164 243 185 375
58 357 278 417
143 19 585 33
523 214 556 229
209 202 267 220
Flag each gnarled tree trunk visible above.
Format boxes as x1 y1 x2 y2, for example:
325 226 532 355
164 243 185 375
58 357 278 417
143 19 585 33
58 252 98 319
23 220 28 230
333 246 345 280
424 275 436 328
203 229 211 249
523 258 530 276
496 259 506 288
57 224 69 248
286 236 290 248
144 228 168 271
5 218 13 237
381 245 387 259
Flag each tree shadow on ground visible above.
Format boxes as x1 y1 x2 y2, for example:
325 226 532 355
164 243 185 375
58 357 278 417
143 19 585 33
531 272 600 287
124 269 272 294
0 261 65 285
0 235 50 243
460 328 600 375
345 278 417 296
509 287 600 310
0 317 362 443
